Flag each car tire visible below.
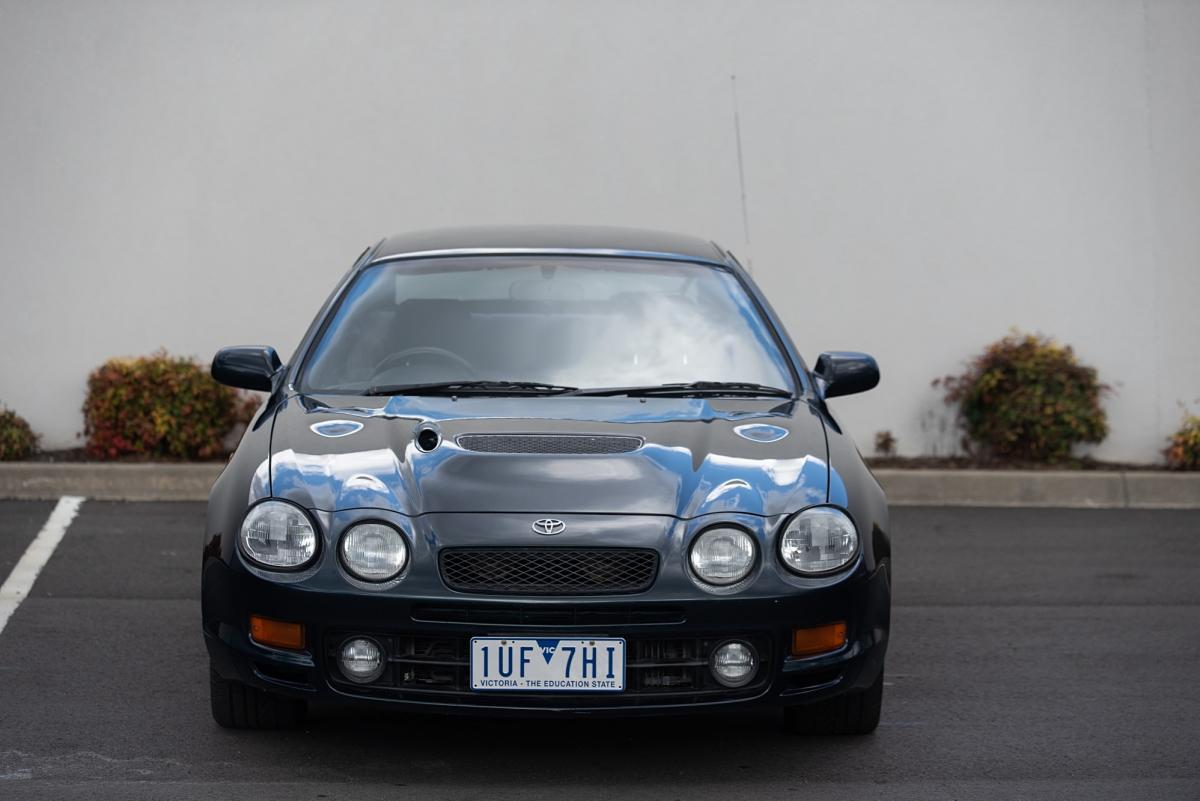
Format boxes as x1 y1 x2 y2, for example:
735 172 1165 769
209 665 307 729
783 667 883 735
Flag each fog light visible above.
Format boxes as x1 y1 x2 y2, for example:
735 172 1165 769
249 615 305 650
710 641 757 688
339 637 385 684
790 622 847 657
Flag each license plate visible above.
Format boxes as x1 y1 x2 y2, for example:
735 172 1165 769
470 637 625 692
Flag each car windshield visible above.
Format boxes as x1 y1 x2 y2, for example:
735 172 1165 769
300 256 795 395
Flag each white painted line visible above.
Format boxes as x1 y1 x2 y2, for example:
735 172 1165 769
0 496 85 637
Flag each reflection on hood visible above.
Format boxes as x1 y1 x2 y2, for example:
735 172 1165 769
266 394 832 518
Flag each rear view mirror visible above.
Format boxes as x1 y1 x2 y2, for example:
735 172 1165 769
212 346 282 392
814 352 880 399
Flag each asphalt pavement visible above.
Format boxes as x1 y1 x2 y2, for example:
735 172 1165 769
0 502 1198 800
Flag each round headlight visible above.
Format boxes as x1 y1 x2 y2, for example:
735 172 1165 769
340 522 408 582
338 637 384 683
710 641 757 688
240 500 318 570
689 527 756 586
780 507 859 575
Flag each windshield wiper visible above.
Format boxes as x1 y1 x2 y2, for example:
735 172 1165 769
365 380 578 397
567 381 794 398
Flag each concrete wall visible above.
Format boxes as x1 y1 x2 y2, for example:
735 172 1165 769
1 0 1197 461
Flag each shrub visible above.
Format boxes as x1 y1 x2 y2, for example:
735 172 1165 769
936 332 1108 463
83 351 258 460
0 406 38 461
1165 414 1200 470
874 430 897 457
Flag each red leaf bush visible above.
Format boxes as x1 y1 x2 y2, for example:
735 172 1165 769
1165 414 1200 470
83 352 258 460
0 406 38 461
936 332 1109 463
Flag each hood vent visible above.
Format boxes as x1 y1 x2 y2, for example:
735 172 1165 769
455 433 643 455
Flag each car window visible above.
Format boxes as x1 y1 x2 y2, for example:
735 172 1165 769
300 256 794 394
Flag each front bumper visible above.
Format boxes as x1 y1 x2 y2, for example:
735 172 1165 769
202 557 890 716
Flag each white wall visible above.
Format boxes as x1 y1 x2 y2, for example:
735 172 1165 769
1 0 1197 461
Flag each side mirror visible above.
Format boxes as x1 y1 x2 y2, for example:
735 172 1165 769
212 346 282 392
814 351 880 399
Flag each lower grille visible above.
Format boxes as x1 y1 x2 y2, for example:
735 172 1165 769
439 548 659 595
411 603 686 626
326 632 771 706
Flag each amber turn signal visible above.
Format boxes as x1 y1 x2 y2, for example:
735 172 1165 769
790 622 847 657
250 615 306 650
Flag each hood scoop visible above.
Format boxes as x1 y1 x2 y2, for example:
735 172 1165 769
455 433 644 455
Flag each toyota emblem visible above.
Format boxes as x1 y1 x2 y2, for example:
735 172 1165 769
532 518 566 536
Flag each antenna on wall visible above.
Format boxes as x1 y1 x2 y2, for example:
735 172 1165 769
730 74 752 273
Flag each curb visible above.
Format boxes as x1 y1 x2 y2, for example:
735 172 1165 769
0 463 1197 509
874 469 1200 509
0 463 225 502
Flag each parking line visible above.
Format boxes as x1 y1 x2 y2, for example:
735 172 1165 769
0 496 85 638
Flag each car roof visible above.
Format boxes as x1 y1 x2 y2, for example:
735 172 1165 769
369 225 733 267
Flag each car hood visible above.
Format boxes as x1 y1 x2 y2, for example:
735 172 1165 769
266 393 830 518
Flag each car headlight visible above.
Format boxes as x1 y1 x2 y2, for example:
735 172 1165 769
689 526 756 586
779 507 859 575
340 522 408 582
240 500 318 570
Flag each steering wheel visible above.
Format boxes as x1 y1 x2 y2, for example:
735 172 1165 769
371 346 478 381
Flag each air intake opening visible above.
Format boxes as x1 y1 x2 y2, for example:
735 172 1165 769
456 433 642 455
439 548 659 595
416 427 440 452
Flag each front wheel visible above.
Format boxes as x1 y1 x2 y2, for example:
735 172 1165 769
209 664 307 729
783 667 884 735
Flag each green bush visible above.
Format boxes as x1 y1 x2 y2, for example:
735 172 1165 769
936 332 1108 463
83 351 258 460
0 406 38 460
1165 414 1200 470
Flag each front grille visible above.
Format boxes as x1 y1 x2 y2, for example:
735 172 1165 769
456 433 643 454
440 548 658 595
411 603 686 626
325 632 771 706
